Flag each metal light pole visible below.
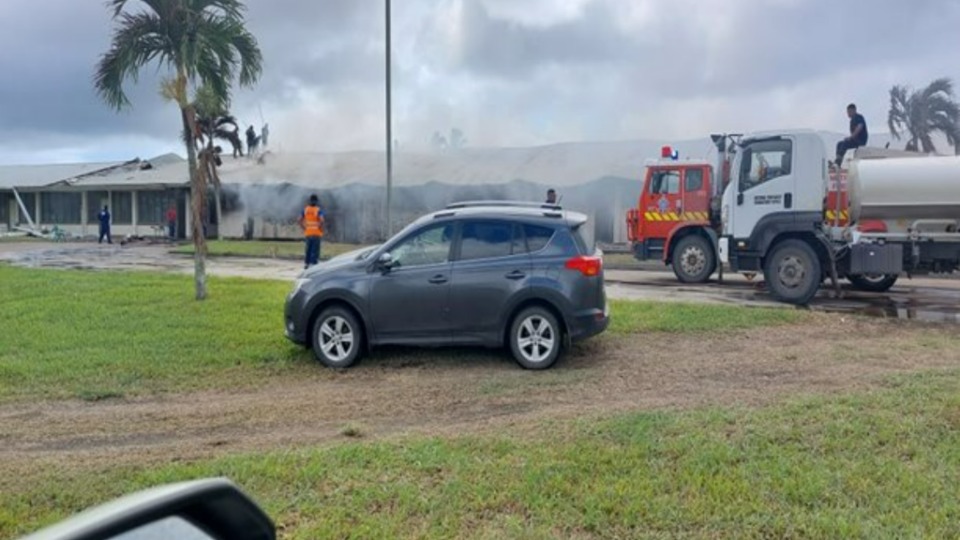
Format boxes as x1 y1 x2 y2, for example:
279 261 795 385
384 0 393 237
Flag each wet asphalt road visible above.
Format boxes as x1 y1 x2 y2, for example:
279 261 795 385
3 242 960 323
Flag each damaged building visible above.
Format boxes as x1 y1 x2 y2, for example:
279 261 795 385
0 154 193 239
1 139 683 244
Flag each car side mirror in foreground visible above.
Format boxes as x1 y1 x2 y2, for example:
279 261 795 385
378 252 396 271
20 478 275 540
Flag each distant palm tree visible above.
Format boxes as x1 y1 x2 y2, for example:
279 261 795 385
94 0 262 300
887 78 960 154
193 86 240 241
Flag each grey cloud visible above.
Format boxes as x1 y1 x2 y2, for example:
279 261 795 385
1 0 960 163
455 0 631 77
0 0 179 145
449 0 960 99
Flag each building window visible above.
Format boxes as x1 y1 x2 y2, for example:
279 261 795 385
111 191 133 225
0 193 9 227
40 192 82 224
86 191 109 224
137 190 176 225
16 192 36 225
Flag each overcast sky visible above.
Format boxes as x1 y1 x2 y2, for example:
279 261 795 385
0 0 957 164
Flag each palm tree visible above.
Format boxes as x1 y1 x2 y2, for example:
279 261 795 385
95 0 262 300
193 86 241 240
887 78 960 154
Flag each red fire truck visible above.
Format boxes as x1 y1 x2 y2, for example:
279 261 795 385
626 135 879 284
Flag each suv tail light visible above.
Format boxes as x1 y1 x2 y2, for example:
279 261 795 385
565 256 602 277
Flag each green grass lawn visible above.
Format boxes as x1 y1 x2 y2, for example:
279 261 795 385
0 266 798 402
608 299 798 335
170 239 366 260
5 370 960 538
0 265 305 402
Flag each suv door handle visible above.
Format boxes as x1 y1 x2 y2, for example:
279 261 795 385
505 270 526 280
428 274 448 284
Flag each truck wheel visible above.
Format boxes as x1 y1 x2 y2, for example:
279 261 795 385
763 240 822 305
671 235 716 283
311 307 363 368
848 274 898 293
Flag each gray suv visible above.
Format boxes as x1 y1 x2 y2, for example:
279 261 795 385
284 202 609 369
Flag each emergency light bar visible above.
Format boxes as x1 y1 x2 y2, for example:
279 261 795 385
660 145 679 160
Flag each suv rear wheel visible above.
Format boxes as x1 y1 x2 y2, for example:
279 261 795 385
311 306 363 368
509 307 562 370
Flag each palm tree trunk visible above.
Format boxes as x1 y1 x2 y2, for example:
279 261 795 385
202 131 225 241
214 186 224 240
181 106 207 300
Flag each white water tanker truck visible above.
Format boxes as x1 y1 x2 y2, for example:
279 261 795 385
717 130 960 305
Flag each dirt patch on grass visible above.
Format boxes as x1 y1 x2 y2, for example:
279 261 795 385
2 315 958 477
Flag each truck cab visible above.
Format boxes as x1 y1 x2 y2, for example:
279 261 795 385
720 131 827 266
627 158 717 283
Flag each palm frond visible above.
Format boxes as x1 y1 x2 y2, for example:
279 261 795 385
887 85 910 139
921 77 954 100
94 11 171 110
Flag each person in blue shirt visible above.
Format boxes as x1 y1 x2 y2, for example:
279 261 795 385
97 205 112 244
835 103 868 167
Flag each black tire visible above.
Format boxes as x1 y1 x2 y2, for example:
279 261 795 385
671 234 716 283
848 274 898 293
763 239 822 305
509 307 562 370
311 306 363 368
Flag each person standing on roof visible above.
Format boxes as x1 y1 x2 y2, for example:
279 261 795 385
834 103 868 167
97 205 112 245
545 189 558 204
298 194 326 269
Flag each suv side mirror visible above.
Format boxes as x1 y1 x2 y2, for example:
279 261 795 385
20 478 274 540
378 252 396 272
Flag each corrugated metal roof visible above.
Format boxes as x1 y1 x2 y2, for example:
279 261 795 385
0 161 125 189
69 153 188 188
215 140 660 188
0 153 186 190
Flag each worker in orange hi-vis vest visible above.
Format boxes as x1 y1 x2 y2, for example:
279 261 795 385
298 194 326 268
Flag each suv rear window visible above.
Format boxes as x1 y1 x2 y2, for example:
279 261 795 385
523 224 554 253
459 221 515 260
573 225 594 255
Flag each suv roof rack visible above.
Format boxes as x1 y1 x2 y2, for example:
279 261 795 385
445 200 563 211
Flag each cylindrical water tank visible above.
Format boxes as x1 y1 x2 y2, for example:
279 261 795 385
849 156 960 222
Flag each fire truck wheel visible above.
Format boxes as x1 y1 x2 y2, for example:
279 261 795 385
848 274 898 293
671 235 716 283
763 239 822 305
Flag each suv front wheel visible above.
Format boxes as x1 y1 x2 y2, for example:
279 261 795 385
509 307 562 370
311 306 363 368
